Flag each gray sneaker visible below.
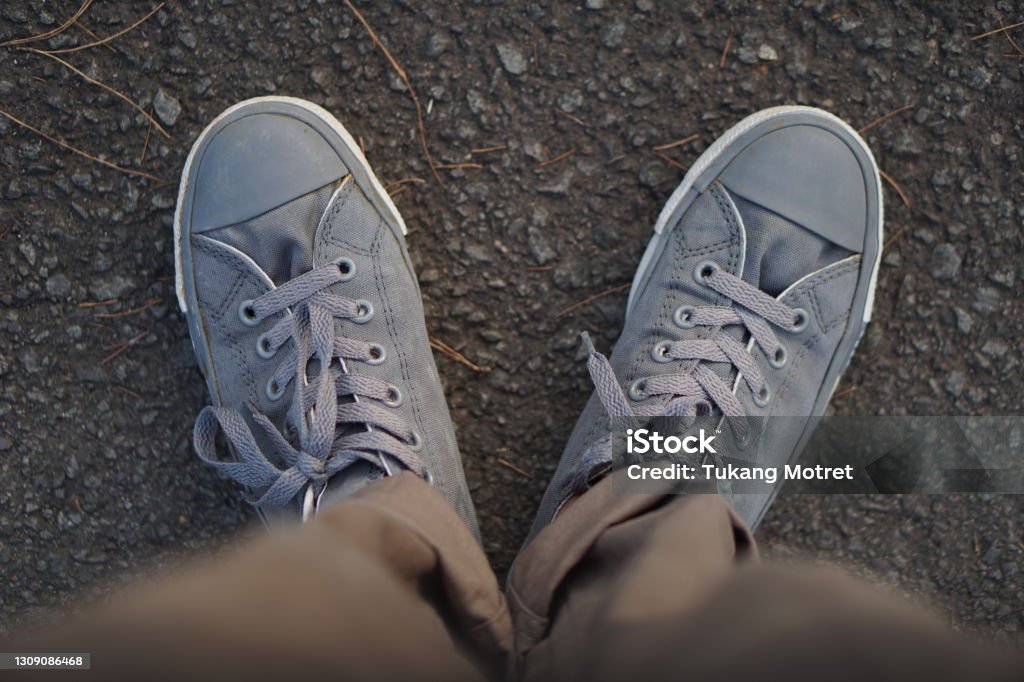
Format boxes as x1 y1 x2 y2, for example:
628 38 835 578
174 97 477 534
528 106 883 538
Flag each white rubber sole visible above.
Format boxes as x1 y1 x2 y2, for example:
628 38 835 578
173 96 407 314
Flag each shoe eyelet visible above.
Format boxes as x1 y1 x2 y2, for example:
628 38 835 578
408 430 424 452
768 345 787 369
787 308 809 334
366 343 387 365
752 384 771 408
256 333 277 359
673 304 697 329
333 256 356 282
693 260 719 284
352 299 374 324
424 469 435 486
651 340 673 363
628 378 649 401
266 376 285 401
238 299 260 326
383 384 404 408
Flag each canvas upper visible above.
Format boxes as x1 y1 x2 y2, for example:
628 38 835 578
174 97 478 535
526 107 883 540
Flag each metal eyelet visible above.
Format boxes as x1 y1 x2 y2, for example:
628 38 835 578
408 431 424 452
787 308 809 334
673 304 697 329
693 260 719 284
424 469 436 486
238 299 260 326
383 384 404 408
351 300 374 324
651 340 673 363
768 345 787 369
752 384 771 408
266 376 285 401
334 256 356 282
366 343 387 365
628 378 648 401
256 333 277 359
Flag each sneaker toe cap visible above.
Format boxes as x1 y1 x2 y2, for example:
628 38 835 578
718 122 877 253
190 109 347 233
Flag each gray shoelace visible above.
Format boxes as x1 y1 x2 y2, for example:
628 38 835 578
572 261 803 489
193 261 425 511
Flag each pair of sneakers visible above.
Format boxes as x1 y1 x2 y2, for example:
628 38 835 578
174 97 882 539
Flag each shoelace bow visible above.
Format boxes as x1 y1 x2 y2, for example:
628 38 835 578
571 262 804 489
193 261 425 511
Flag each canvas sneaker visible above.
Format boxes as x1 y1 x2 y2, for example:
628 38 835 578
527 106 883 538
173 97 477 534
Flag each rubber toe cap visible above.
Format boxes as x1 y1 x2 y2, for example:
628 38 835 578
718 124 872 253
191 111 346 233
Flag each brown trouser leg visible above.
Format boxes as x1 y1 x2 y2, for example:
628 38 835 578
10 472 511 682
508 476 1022 682
10 472 1021 681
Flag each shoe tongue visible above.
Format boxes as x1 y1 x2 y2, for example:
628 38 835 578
731 192 851 296
205 182 339 287
656 186 851 409
317 460 385 510
308 178 408 509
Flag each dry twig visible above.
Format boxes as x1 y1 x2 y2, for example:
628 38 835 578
652 134 699 152
384 177 426 191
78 298 117 308
140 113 154 162
471 144 508 154
831 385 859 400
883 227 906 250
27 49 170 138
879 169 911 208
0 107 161 181
94 298 161 319
719 30 734 68
859 103 914 133
429 337 491 373
539 148 575 168
653 151 686 171
1 0 95 47
969 20 1024 41
41 3 165 55
1001 20 1024 53
497 458 534 479
101 330 148 364
344 0 442 185
554 108 586 127
434 162 483 170
114 385 142 399
556 282 630 318
72 20 116 53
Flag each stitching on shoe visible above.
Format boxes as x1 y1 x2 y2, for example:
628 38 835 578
682 237 736 259
320 181 376 257
371 223 429 482
768 311 849 417
808 287 826 332
193 237 252 321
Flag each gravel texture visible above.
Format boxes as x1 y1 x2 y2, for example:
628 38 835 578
0 0 1022 642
